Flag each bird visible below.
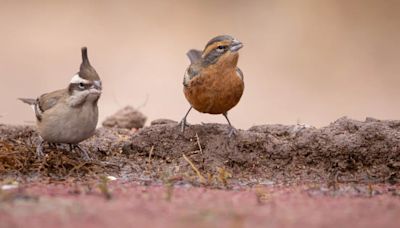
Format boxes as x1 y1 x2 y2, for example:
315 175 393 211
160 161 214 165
19 47 102 159
180 35 244 137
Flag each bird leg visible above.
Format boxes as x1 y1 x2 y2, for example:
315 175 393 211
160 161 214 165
223 112 237 137
36 137 45 157
179 106 193 133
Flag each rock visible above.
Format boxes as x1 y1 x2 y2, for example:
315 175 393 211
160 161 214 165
102 106 147 129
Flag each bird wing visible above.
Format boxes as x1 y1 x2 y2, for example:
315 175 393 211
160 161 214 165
186 49 202 64
19 89 65 121
183 49 203 86
183 65 201 87
37 89 66 112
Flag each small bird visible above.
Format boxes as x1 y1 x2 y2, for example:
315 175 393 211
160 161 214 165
19 47 102 159
180 35 244 136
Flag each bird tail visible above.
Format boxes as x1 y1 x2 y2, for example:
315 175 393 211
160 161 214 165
18 98 37 105
18 98 42 121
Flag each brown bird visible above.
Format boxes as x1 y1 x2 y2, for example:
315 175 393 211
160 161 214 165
19 47 102 159
180 35 244 136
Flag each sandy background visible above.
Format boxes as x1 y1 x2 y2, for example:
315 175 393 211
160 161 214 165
0 0 399 129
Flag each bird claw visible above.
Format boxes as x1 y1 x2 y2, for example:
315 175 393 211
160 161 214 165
36 137 45 158
222 112 237 138
78 147 91 161
48 143 57 149
228 127 238 138
36 143 45 157
70 144 91 161
180 106 193 134
179 118 190 133
35 140 90 160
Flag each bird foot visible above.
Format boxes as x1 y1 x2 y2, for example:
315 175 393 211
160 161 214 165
228 126 238 138
180 106 193 134
70 144 91 161
179 118 190 133
48 143 58 149
36 143 45 157
36 137 45 158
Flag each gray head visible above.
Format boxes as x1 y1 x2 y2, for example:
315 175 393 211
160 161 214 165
68 47 102 105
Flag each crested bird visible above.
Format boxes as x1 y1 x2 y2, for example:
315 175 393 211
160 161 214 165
19 47 102 159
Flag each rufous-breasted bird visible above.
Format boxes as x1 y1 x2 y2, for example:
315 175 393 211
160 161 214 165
19 47 102 159
180 35 244 137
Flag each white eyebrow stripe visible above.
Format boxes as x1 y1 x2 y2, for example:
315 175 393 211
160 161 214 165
70 74 90 84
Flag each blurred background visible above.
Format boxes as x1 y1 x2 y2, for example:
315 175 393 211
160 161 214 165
1 0 399 129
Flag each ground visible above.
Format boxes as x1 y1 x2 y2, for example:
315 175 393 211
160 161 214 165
1 117 399 227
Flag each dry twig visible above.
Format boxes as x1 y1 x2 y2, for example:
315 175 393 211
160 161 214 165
182 154 206 183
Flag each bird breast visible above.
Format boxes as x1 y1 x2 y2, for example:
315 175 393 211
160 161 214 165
184 67 244 114
37 101 99 144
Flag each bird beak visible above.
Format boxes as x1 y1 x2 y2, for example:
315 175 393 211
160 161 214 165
91 80 102 93
230 39 243 52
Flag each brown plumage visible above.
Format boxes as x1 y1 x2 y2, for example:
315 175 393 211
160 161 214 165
180 35 244 136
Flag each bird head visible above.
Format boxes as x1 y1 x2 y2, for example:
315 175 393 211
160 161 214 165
68 47 102 103
201 35 243 68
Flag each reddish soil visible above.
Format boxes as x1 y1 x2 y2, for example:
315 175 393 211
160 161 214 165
1 181 400 228
1 117 399 227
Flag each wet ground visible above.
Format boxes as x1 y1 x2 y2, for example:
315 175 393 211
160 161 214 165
1 117 400 227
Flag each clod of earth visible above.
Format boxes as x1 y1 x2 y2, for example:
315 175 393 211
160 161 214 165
102 106 147 129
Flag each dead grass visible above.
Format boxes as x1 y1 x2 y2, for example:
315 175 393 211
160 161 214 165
0 140 118 180
183 154 206 184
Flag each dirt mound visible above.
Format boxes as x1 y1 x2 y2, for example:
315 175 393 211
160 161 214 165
1 117 399 185
123 117 400 184
102 106 147 129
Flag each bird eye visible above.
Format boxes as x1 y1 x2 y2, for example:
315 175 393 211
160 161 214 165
78 83 85 89
216 45 227 52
